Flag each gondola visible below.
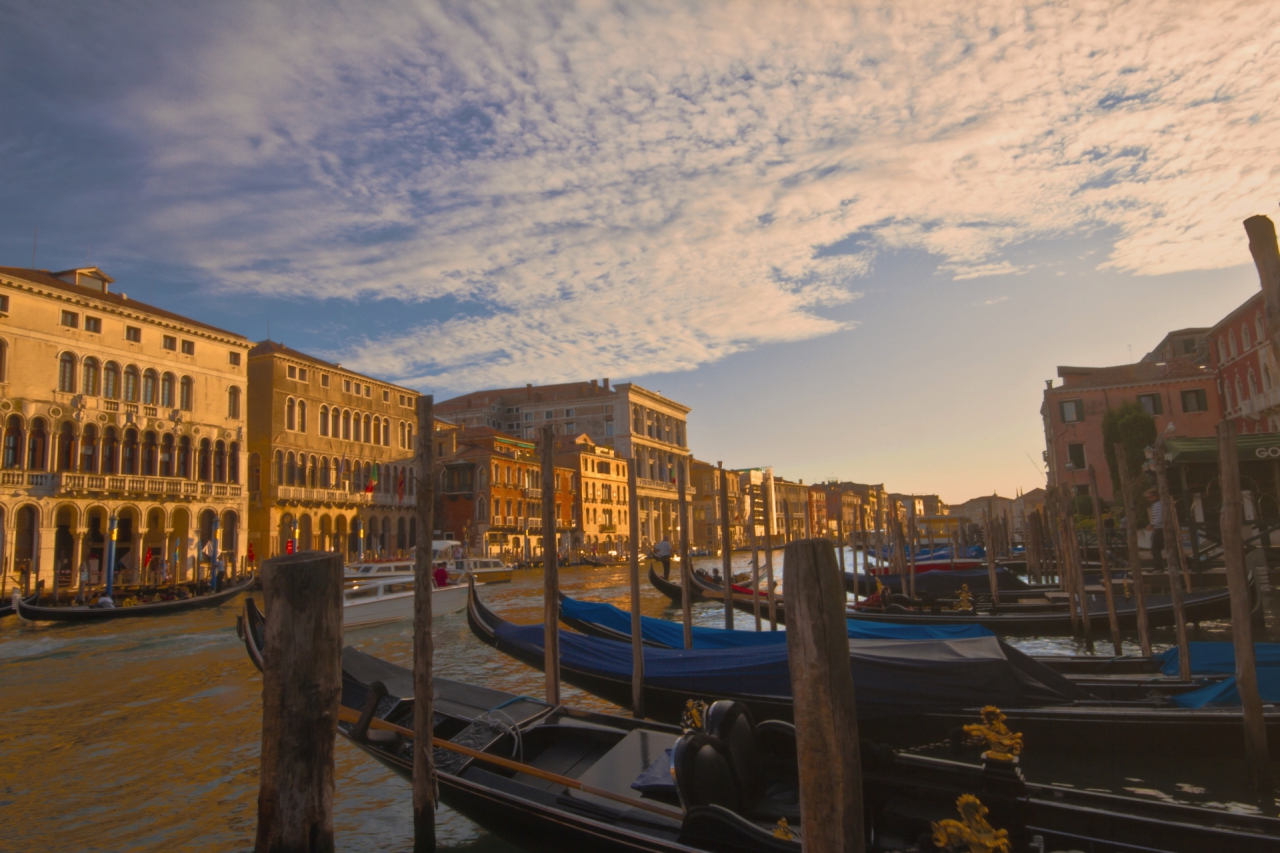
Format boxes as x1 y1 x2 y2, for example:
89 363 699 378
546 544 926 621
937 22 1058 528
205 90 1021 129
843 567 1053 598
16 575 256 623
243 595 1280 853
472 583 1280 760
0 594 15 619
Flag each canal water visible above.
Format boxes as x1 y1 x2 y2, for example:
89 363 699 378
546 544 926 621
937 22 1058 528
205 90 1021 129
1 550 1277 851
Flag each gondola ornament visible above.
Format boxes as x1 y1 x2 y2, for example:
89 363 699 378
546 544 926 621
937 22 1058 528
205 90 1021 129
772 817 797 840
931 794 1010 853
680 699 707 733
962 706 1023 763
950 585 975 612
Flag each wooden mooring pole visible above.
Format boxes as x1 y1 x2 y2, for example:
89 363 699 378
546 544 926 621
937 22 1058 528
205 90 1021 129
1115 444 1152 658
719 462 733 630
627 458 644 718
413 396 437 851
677 460 693 648
1218 419 1273 796
1153 434 1192 682
983 509 1000 606
764 468 778 630
1062 487 1095 652
785 538 864 853
1088 465 1124 656
254 550 343 853
750 485 762 630
540 427 561 705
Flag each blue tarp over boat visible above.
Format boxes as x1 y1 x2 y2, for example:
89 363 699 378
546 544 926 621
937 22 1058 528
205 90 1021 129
1156 641 1280 676
1173 669 1280 708
560 594 993 648
497 617 1083 717
847 567 1032 597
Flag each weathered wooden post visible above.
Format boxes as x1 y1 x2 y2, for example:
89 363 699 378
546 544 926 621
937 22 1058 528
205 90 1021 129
1114 444 1152 657
764 468 778 630
1087 466 1123 656
719 462 733 630
1153 434 1192 682
255 550 343 853
627 458 644 718
1052 490 1081 635
540 427 561 704
677 460 693 648
749 481 762 630
983 510 1001 605
785 538 864 853
907 516 917 600
1062 487 1095 651
412 396 436 851
837 516 846 574
1218 419 1273 794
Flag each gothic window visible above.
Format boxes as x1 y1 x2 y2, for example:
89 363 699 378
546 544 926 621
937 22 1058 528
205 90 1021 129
298 400 307 432
228 386 241 420
121 428 139 475
161 373 175 408
82 358 100 396
228 441 240 484
160 433 174 476
58 353 77 393
180 376 193 410
142 369 158 405
80 424 98 473
104 362 120 399
286 398 296 431
319 405 329 437
102 427 119 475
124 365 139 402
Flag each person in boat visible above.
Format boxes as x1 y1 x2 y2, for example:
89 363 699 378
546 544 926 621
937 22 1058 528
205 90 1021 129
91 594 115 609
654 536 674 579
711 568 723 585
433 562 449 588
1146 488 1165 573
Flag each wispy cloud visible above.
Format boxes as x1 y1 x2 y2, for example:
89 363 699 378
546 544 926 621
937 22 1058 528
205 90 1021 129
43 0 1280 390
977 296 1009 306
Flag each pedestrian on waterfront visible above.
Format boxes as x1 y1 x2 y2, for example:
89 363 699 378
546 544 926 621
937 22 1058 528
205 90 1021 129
654 536 673 579
1145 489 1165 573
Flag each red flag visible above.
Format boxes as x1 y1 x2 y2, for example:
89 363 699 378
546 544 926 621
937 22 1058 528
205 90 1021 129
396 469 406 503
247 543 256 564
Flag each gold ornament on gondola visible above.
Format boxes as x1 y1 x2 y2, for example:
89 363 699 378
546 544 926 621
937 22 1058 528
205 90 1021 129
681 699 707 733
962 706 1023 762
950 585 974 612
772 817 796 840
931 794 1010 853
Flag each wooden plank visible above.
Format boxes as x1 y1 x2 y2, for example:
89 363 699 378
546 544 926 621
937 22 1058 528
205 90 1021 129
414 396 437 852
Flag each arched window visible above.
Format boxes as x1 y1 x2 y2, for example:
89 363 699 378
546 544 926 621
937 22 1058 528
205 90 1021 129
26 418 48 470
406 424 412 450
161 373 175 408
1236 376 1245 408
274 450 284 485
363 461 371 490
382 417 390 445
82 358 100 396
0 339 6 383
1243 324 1252 350
286 451 297 486
494 497 501 519
298 400 307 433
352 412 361 443
286 398 296 431
142 369 159 405
319 456 330 488
104 362 120 399
141 430 158 475
198 438 212 481
1229 330 1238 358
319 405 329 437
214 440 227 483
363 414 372 444
228 386 241 420
1257 314 1266 346
179 376 193 411
331 407 340 438
177 435 191 478
56 422 76 471
121 428 139 474
4 416 25 469
342 410 351 440
101 427 119 474
397 517 406 552
309 454 318 488
1249 369 1259 398
58 353 77 393
160 433 174 476
399 421 406 448
124 365 139 402
248 452 261 491
228 441 240 484
80 424 98 473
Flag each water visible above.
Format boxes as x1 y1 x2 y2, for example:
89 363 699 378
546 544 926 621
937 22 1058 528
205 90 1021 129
2 551 1277 851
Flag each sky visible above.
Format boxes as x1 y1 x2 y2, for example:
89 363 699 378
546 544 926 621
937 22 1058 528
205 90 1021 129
3 1 1278 504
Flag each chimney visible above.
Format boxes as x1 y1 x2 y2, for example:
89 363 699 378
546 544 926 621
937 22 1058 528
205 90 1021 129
526 383 532 400
602 378 610 391
591 379 598 388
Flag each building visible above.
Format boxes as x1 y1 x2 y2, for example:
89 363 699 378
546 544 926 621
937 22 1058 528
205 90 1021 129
690 459 743 552
555 434 630 556
772 478 810 542
1209 292 1280 434
436 379 691 549
1041 359 1218 501
245 341 421 562
827 481 885 533
1142 327 1212 366
812 484 861 540
887 493 925 521
0 266 250 594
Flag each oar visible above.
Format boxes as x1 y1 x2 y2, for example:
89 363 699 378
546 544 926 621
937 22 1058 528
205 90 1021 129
336 706 685 821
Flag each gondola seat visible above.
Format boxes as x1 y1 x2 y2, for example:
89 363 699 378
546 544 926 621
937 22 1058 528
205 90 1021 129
672 734 741 813
353 681 403 751
705 701 800 823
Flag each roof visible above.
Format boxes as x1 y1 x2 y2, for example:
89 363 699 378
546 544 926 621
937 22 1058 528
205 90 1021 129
1051 358 1210 391
1208 292 1265 336
248 340 421 395
0 266 248 341
436 380 617 411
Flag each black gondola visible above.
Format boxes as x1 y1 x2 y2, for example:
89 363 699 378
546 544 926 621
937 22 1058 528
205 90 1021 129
243 599 1280 853
0 598 14 619
17 575 256 622
473 582 1280 760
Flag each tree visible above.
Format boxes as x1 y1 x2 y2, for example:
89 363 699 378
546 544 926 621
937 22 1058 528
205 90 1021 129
1102 401 1156 522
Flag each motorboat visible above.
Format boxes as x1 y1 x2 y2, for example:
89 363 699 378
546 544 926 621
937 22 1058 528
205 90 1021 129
344 574 468 628
449 557 514 584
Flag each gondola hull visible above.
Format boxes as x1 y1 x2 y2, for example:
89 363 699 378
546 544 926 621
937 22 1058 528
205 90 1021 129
17 576 256 622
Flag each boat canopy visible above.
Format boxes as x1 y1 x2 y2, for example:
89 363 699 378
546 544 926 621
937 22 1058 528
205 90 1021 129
1165 433 1280 464
1172 668 1280 708
1156 641 1280 676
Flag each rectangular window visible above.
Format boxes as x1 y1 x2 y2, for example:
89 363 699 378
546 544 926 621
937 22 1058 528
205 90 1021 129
287 365 297 379
321 374 330 387
364 384 371 397
229 351 241 366
1137 393 1163 415
61 310 79 328
605 421 615 437
0 294 8 313
545 410 553 419
399 394 406 405
565 408 574 417
383 389 390 402
1066 443 1086 470
1182 338 1197 355
566 422 576 433
298 367 308 381
125 326 141 342
1182 388 1209 413
84 316 101 333
343 379 352 393
524 413 533 421
1059 399 1084 423
162 335 177 351
180 340 195 355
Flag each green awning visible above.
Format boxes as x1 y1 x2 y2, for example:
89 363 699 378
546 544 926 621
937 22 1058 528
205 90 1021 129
1165 433 1280 464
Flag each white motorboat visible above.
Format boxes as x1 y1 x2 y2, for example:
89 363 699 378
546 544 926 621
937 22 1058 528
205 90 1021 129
343 575 468 628
448 557 514 584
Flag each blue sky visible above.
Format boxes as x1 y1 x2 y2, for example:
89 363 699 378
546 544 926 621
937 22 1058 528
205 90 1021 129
3 1 1277 502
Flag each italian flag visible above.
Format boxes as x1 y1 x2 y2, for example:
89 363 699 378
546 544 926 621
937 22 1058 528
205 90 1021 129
365 463 379 493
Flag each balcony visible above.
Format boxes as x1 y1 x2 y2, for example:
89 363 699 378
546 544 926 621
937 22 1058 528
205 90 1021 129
527 517 542 530
276 485 370 506
525 487 541 499
598 523 617 533
1 471 243 502
636 477 676 493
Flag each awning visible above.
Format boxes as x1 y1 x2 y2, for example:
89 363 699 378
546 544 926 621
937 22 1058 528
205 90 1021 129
1165 433 1280 464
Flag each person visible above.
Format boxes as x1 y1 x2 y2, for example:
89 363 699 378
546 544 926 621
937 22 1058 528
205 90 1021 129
1145 488 1165 573
78 561 90 604
433 562 449 588
654 537 673 579
91 593 115 609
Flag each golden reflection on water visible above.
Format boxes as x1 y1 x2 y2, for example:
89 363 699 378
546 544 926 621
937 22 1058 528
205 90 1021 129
1 551 1275 852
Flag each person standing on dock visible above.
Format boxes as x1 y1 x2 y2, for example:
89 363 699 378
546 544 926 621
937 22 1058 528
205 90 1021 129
1145 488 1165 574
654 536 673 579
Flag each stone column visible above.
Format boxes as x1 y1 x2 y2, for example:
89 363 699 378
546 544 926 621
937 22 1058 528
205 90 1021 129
37 512 56 594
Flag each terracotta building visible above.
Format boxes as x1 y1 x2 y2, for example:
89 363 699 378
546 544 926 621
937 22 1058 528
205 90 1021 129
1209 292 1280 435
0 266 250 594
555 434 630 556
1041 358 1218 501
245 341 420 562
812 484 860 540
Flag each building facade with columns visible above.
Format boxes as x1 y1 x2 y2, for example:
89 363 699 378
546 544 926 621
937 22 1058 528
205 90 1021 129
0 266 250 597
245 341 421 562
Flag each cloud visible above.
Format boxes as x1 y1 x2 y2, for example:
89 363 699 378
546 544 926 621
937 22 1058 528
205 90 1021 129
78 0 1280 389
976 296 1009 306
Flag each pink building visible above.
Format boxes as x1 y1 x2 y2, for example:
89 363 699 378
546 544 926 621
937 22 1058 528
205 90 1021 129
1041 359 1219 502
1208 292 1280 435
